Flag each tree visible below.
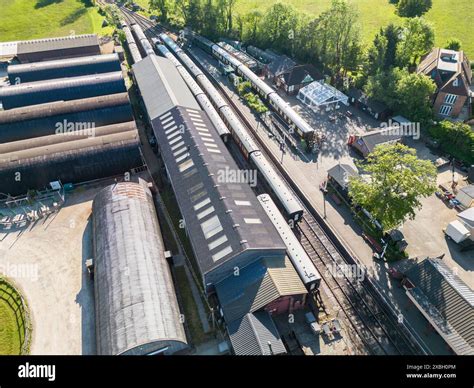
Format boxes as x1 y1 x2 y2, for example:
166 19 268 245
218 0 238 33
201 0 220 38
396 0 432 18
365 68 435 123
348 143 437 231
445 38 461 51
393 70 435 124
428 121 474 164
243 10 263 43
149 0 170 22
396 17 434 67
259 3 299 54
313 0 362 81
365 68 401 108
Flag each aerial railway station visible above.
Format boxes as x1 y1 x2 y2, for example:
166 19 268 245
2 6 468 360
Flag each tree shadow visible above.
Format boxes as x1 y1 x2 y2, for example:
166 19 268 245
60 8 87 26
34 0 63 9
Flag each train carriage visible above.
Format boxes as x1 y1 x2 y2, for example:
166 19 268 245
258 194 320 291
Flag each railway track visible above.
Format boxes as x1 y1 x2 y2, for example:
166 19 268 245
118 8 426 356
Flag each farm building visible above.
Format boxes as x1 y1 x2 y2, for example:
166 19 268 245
92 180 188 355
215 256 306 324
15 34 100 63
0 71 126 109
404 258 474 355
227 311 287 356
348 129 403 158
0 93 133 143
275 65 323 95
327 163 359 198
264 55 296 81
347 88 390 120
0 121 142 196
297 80 348 110
456 185 474 208
133 55 287 291
7 53 121 84
216 256 305 355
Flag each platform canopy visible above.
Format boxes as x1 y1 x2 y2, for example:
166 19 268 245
297 80 348 110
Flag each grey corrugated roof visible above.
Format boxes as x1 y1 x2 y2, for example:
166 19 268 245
355 130 402 154
133 55 200 119
215 256 306 323
16 34 99 55
134 56 286 287
227 311 287 355
267 55 296 76
405 258 474 355
7 53 121 83
327 163 358 190
93 180 188 355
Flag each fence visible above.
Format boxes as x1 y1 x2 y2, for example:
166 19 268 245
0 278 32 355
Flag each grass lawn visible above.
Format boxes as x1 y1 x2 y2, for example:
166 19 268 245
235 0 474 58
0 282 24 355
173 266 213 346
0 0 114 42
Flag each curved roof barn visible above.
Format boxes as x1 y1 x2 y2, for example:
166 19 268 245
92 180 188 355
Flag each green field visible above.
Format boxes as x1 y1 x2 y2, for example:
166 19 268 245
235 0 473 57
0 280 26 355
0 0 114 42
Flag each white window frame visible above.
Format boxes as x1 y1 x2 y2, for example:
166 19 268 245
439 104 453 116
444 93 457 105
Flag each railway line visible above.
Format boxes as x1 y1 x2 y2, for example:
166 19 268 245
118 7 427 356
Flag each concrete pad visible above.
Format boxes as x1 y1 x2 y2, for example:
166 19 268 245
0 186 100 354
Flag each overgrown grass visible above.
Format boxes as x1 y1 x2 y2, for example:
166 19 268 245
0 0 114 41
235 0 473 58
0 280 26 355
173 266 213 346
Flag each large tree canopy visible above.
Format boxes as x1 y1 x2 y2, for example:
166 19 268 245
348 143 437 231
396 17 434 67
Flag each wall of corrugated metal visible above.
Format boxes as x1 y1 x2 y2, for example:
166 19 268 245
0 123 142 196
8 53 122 83
0 72 126 109
0 95 133 143
92 181 188 355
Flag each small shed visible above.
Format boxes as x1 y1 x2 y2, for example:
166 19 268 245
264 55 296 80
456 185 474 208
349 129 402 158
276 64 323 95
347 88 390 120
327 163 358 197
227 311 287 355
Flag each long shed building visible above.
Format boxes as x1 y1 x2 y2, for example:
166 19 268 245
7 53 121 84
15 34 100 63
133 55 287 290
0 71 126 109
0 121 142 196
0 93 133 143
92 180 188 355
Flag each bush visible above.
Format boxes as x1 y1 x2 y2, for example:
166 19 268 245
396 0 432 17
427 121 474 164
